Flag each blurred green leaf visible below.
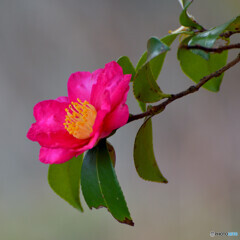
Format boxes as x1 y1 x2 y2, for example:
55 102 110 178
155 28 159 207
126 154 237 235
178 38 228 92
81 140 134 226
117 56 136 82
138 101 146 112
48 155 83 211
134 117 168 183
179 1 204 30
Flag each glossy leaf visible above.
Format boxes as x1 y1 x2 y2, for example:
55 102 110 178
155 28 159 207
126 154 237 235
117 56 136 82
149 34 179 80
81 140 134 226
147 37 170 62
189 21 229 47
135 33 180 80
178 38 228 92
134 117 168 183
48 155 83 211
81 147 107 209
134 34 179 105
179 1 204 30
189 16 239 59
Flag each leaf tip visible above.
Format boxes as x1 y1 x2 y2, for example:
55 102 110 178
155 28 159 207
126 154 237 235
163 179 168 184
120 218 134 226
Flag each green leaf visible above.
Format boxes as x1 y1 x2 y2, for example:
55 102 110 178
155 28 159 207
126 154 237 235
134 32 192 109
149 34 179 80
226 16 240 32
147 37 170 63
147 37 170 80
134 52 147 111
48 155 83 211
133 35 178 104
178 0 190 8
188 15 240 59
133 63 168 103
189 21 231 47
134 117 168 183
81 148 107 209
117 56 136 82
136 51 148 71
106 141 116 167
135 33 180 80
178 38 228 92
138 101 146 112
179 1 204 30
81 140 134 226
136 37 170 80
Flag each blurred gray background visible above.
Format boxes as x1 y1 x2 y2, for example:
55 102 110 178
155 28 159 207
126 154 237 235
0 0 240 239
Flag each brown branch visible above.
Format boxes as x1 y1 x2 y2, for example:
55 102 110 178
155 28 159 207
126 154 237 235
181 43 240 53
128 53 240 124
220 30 240 38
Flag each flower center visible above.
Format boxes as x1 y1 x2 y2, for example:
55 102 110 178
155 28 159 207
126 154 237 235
63 99 97 139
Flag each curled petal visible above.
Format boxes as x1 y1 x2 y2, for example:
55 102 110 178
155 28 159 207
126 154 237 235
75 131 100 153
39 147 78 164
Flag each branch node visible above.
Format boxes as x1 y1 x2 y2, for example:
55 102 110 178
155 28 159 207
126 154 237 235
188 85 197 92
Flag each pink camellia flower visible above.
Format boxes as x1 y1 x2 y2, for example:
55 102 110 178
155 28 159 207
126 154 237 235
27 61 131 164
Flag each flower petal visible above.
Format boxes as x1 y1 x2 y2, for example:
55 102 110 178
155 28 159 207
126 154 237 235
27 61 132 165
68 69 103 103
100 103 129 138
109 74 131 108
27 99 85 148
56 96 69 103
39 147 78 164
75 131 100 153
90 61 131 110
88 89 111 138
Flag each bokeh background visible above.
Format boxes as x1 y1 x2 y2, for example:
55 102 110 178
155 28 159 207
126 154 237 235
0 0 240 239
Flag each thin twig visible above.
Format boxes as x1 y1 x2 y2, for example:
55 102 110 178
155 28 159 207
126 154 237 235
220 30 240 38
128 53 240 124
181 43 240 53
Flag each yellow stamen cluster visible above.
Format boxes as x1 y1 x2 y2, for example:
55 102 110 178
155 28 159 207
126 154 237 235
63 99 97 139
